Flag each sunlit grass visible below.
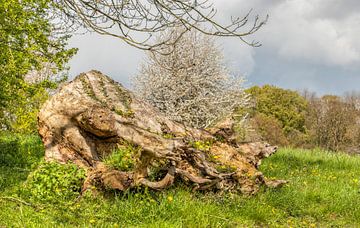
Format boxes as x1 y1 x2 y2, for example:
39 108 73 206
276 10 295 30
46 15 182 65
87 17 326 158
1 135 360 227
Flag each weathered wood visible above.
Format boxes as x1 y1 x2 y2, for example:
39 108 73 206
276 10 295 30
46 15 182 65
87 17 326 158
38 70 286 195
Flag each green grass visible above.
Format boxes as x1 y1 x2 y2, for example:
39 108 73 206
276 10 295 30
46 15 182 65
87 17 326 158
1 134 360 227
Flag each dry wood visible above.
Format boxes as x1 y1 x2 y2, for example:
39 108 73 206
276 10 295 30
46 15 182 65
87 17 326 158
38 70 286 194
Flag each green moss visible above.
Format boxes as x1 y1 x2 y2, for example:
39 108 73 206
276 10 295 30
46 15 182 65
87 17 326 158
215 164 237 173
98 78 108 98
113 81 132 110
113 108 135 118
80 75 102 103
162 133 175 139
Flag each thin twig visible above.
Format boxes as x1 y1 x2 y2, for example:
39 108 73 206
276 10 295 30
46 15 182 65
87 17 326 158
0 196 42 210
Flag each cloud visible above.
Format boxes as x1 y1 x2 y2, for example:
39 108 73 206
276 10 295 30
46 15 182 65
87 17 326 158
68 33 144 87
213 0 360 68
67 0 360 94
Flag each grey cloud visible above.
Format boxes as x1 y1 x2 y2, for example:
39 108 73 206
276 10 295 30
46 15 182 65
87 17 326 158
68 33 144 88
68 0 360 95
308 0 360 20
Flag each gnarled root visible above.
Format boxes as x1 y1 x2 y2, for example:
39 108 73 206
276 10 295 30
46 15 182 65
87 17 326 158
38 70 285 196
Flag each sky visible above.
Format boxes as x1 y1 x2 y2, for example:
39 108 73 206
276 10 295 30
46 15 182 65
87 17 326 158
68 0 360 95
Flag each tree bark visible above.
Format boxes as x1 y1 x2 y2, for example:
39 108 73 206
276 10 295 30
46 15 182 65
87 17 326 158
38 70 286 195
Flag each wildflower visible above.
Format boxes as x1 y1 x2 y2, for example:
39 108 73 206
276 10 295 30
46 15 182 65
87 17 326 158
89 219 96 224
167 196 173 202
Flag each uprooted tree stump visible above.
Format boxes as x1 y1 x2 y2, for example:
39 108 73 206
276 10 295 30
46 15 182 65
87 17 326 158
38 70 286 195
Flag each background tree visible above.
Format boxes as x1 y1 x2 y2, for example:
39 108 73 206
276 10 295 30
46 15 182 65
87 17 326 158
0 0 76 132
246 85 308 146
305 94 360 152
250 113 289 146
133 27 249 128
247 85 308 134
54 0 268 52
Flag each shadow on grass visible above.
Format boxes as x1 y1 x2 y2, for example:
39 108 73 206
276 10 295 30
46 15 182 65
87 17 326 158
0 134 44 192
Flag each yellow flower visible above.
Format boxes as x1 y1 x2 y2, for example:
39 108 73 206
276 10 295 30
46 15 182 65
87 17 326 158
213 155 219 159
89 219 96 224
167 196 173 202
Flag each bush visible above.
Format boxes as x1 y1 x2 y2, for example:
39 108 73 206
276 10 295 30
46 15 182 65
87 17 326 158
133 27 249 128
305 95 360 152
22 161 86 203
247 85 308 134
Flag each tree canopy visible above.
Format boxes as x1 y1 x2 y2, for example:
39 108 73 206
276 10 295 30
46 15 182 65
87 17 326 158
0 0 76 131
247 85 308 134
133 27 249 128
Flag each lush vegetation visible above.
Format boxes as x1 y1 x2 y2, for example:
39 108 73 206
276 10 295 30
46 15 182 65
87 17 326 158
0 0 76 133
246 85 360 153
1 0 359 226
1 134 360 227
247 85 308 134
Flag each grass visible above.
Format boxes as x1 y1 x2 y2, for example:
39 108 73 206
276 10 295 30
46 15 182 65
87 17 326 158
1 134 360 227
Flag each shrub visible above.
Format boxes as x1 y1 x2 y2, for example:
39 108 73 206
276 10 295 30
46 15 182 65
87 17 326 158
305 95 360 152
133 27 249 128
23 161 86 203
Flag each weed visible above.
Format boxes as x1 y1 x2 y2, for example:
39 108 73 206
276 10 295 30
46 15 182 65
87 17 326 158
104 143 140 171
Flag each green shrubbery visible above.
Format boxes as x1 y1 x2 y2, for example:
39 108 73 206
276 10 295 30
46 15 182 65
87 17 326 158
247 85 308 134
245 85 360 153
0 0 76 134
22 161 86 203
0 134 85 204
245 85 308 147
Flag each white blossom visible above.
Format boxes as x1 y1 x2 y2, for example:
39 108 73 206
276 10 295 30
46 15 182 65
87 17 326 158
133 27 250 128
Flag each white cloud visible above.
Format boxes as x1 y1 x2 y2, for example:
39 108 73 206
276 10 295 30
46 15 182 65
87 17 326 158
67 0 360 94
213 0 360 68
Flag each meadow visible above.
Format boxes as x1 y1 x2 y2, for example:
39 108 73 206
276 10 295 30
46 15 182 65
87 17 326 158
1 134 360 227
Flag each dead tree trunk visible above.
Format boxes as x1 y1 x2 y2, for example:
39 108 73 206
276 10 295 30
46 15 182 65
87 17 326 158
38 70 286 194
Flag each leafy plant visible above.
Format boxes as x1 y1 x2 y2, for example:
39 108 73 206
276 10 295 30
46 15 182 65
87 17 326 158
104 143 140 171
0 0 76 132
22 161 86 203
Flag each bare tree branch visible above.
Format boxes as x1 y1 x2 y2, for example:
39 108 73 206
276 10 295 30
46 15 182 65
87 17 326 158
53 0 268 53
